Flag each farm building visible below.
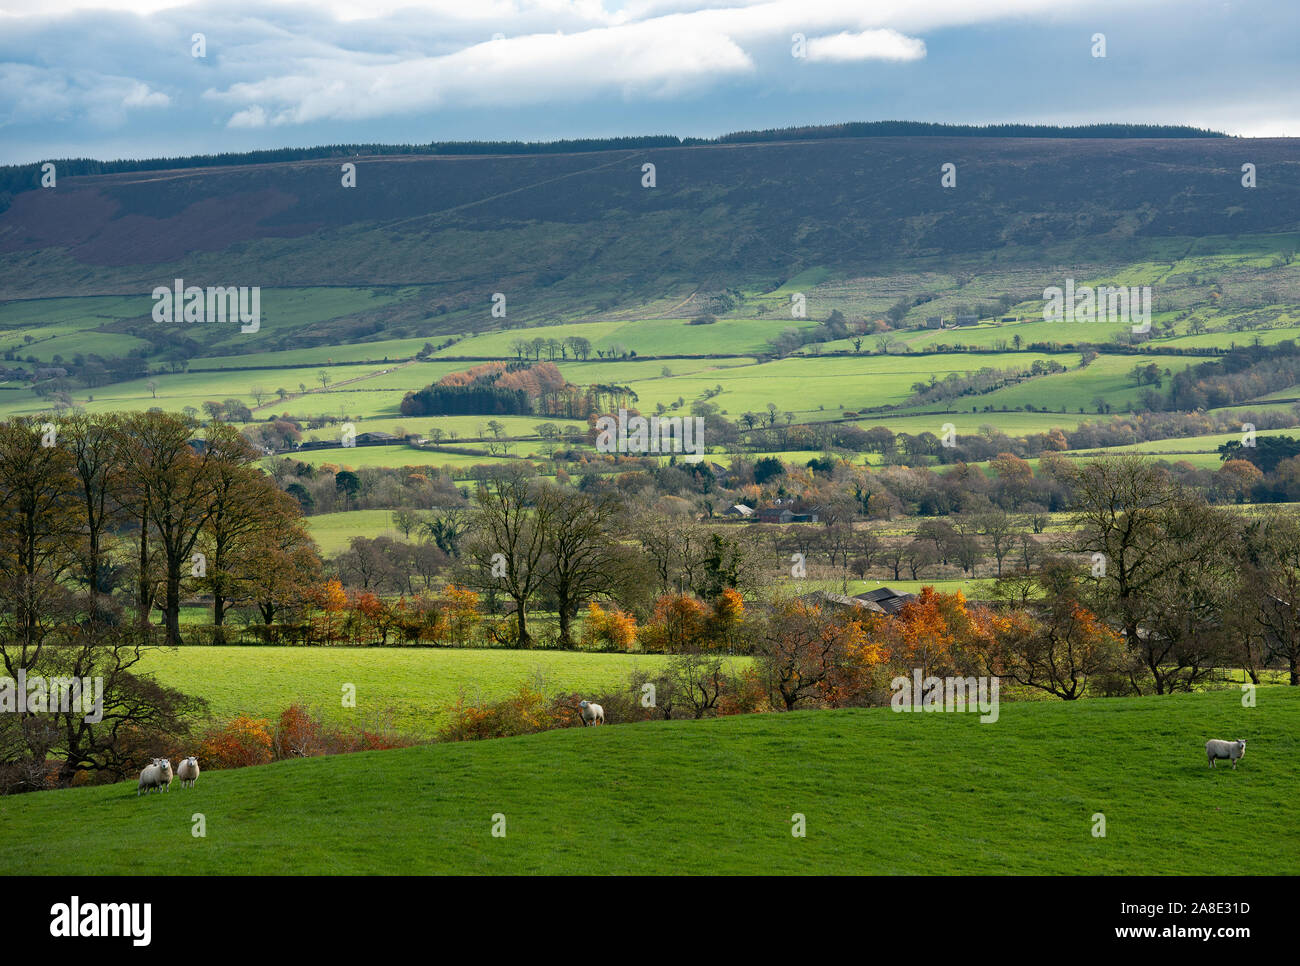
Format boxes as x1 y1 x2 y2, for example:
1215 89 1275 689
926 316 944 328
853 586 917 615
724 503 754 518
956 314 978 327
706 461 735 484
756 501 820 524
796 586 917 616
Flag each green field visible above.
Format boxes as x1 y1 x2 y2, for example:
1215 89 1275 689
305 509 408 553
431 317 819 358
924 353 1197 415
0 688 1291 874
136 646 727 735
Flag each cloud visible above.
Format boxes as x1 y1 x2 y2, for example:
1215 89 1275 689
227 104 268 128
122 82 170 108
804 29 925 62
0 64 170 127
205 25 756 126
184 1 1131 126
0 1 1141 131
1 0 1297 159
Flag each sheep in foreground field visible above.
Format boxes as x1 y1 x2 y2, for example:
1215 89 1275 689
176 756 200 788
137 758 173 795
1206 738 1247 769
579 700 605 726
137 761 162 796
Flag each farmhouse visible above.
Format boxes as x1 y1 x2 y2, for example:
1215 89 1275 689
723 503 754 518
926 316 944 328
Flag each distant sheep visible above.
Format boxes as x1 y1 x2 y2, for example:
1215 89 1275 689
137 758 174 795
1206 738 1247 769
176 756 200 788
579 700 605 726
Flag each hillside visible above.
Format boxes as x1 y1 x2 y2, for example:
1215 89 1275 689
132 646 749 736
1 689 1293 875
3 136 1297 313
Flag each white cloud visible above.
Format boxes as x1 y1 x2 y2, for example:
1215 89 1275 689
205 24 757 126
122 82 170 108
10 0 1279 141
0 64 170 126
227 104 268 128
183 0 1128 126
805 29 925 62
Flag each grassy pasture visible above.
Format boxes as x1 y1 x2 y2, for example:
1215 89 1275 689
305 509 408 554
851 410 1090 436
1 688 1293 874
946 353 1197 415
0 287 417 358
1071 426 1295 457
134 646 742 736
198 338 442 368
432 317 819 358
627 352 1076 418
0 363 426 421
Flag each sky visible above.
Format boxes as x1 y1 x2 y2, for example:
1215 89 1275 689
0 0 1296 165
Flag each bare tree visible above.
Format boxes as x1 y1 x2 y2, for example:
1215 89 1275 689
1067 455 1236 693
540 487 630 647
464 467 557 647
118 414 258 645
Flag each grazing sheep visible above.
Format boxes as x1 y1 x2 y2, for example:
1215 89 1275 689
1206 738 1247 769
176 756 200 788
136 761 159 796
137 759 172 796
579 700 605 726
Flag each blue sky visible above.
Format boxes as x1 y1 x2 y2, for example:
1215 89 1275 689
1 0 1296 165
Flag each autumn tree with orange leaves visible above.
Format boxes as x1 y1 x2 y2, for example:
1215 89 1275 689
639 593 709 653
756 598 888 710
877 586 1001 681
982 561 1125 699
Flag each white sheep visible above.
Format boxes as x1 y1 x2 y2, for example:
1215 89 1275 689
137 758 174 795
136 761 161 796
579 700 605 726
176 756 200 788
1206 738 1247 769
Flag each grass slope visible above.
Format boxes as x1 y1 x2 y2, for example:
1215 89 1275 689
135 646 712 736
1 688 1293 875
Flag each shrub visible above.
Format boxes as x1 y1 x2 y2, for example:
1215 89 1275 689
638 593 709 653
273 703 333 759
580 602 638 651
199 715 274 769
438 683 572 741
716 665 769 716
